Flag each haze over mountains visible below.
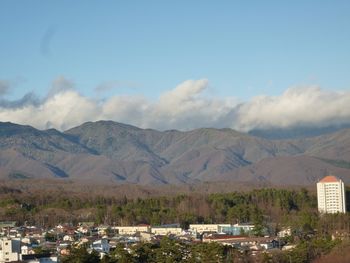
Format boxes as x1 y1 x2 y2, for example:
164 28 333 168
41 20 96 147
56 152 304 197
0 121 349 186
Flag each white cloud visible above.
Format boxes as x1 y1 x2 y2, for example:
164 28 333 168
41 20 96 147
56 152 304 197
234 86 350 131
0 91 100 130
0 77 349 132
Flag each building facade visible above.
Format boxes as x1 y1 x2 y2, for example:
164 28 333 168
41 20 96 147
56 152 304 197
219 223 255 236
0 237 21 263
113 225 150 235
151 227 183 236
317 175 346 213
189 224 231 234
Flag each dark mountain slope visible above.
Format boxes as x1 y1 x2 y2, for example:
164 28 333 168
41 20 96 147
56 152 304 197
249 124 350 140
304 128 350 161
0 121 349 185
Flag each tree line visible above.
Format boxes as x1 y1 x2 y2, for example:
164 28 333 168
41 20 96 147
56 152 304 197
0 188 316 227
1 187 350 236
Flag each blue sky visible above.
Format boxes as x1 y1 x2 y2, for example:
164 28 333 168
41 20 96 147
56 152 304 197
1 1 350 131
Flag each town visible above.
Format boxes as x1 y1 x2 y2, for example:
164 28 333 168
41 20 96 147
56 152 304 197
0 220 301 263
0 175 349 262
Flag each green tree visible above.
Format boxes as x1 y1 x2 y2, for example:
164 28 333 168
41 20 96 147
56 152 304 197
111 243 135 263
61 246 100 263
190 242 224 263
155 237 185 263
132 243 157 263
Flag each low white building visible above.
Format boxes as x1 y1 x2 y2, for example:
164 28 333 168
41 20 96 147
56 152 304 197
63 235 74 242
139 232 153 242
189 224 231 234
21 237 32 245
282 244 296 251
113 225 150 235
97 225 110 236
77 222 94 234
219 223 255 235
260 242 274 250
277 227 292 238
21 245 30 255
151 227 183 236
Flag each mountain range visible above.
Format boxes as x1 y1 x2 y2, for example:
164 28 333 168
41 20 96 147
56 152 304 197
0 121 349 186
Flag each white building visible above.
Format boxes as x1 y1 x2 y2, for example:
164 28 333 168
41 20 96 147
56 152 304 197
113 225 150 235
189 224 231 234
277 227 291 238
219 223 255 235
92 239 110 253
0 237 21 263
317 175 346 214
151 227 183 236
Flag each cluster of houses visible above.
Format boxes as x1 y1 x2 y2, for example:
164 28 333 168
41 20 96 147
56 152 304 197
0 221 290 262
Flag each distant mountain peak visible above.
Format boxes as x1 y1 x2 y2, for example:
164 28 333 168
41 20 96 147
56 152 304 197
1 120 350 186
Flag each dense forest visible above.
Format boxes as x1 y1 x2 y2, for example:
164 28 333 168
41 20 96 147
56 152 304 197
0 186 317 226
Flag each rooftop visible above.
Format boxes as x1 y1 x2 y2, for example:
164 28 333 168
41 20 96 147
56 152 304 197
319 175 341 183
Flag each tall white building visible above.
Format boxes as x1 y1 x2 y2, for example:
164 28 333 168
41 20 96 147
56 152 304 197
317 175 346 214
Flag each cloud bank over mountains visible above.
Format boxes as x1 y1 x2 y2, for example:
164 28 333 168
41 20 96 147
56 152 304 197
0 77 349 132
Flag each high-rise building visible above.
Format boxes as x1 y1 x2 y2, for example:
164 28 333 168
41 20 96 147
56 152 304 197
317 175 346 214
